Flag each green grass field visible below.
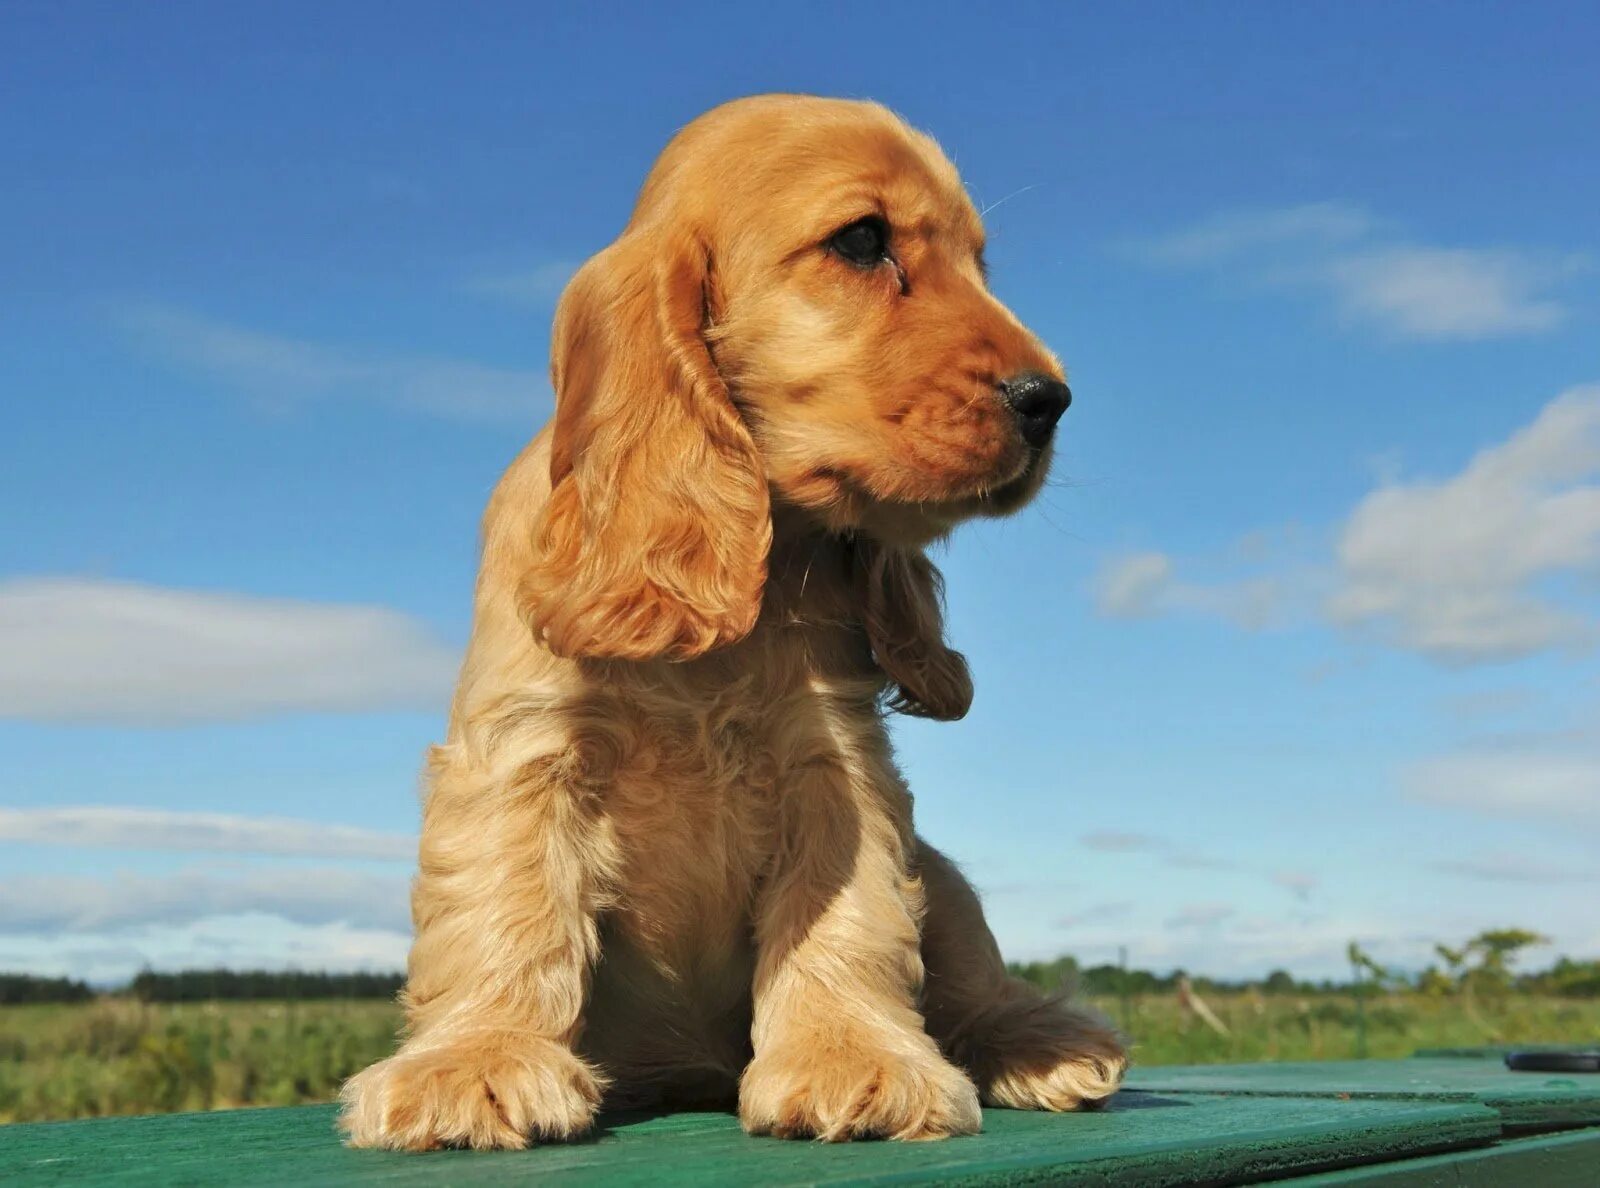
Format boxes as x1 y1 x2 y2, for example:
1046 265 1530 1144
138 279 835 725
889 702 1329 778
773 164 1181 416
4 992 1597 1124
0 999 397 1124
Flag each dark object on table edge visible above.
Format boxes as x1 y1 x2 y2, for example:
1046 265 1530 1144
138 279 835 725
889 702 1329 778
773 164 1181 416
1505 1050 1600 1074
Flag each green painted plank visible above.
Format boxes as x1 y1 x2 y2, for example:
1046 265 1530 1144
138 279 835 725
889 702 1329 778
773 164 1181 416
0 1094 1498 1187
1290 1127 1600 1187
1125 1059 1600 1133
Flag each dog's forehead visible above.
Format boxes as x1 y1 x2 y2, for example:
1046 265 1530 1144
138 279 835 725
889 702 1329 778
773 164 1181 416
757 125 972 228
642 96 982 241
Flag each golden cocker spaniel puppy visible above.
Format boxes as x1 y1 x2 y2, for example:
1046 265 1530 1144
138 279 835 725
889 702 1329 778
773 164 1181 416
342 93 1126 1151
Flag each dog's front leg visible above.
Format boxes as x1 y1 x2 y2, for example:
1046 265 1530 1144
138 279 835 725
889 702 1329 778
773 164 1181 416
740 752 981 1141
340 744 612 1151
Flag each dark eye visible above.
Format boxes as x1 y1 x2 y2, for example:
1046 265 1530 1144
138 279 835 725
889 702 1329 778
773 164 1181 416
828 216 890 266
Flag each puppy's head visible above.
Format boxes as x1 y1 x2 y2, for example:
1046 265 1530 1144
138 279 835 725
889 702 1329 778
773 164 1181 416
695 97 1068 545
523 96 1067 694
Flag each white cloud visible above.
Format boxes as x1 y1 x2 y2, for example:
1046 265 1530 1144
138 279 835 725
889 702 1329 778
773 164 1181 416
0 577 457 724
0 866 410 934
1129 202 1373 265
1328 386 1600 663
1100 386 1600 667
1323 247 1574 339
116 302 546 422
0 920 411 984
1405 750 1600 830
1131 203 1580 341
466 260 579 305
989 839 1600 979
0 807 414 861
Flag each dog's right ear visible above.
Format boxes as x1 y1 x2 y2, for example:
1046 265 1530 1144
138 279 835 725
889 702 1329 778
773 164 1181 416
517 219 772 662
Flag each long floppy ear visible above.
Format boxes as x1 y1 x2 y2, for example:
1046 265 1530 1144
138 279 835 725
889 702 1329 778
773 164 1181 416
518 220 771 661
855 540 974 721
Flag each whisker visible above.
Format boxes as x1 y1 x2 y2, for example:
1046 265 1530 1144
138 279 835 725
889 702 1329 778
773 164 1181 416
1033 500 1070 536
980 184 1039 217
959 377 987 413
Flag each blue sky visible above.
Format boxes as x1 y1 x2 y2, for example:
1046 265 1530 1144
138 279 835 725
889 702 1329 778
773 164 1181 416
2 2 1597 983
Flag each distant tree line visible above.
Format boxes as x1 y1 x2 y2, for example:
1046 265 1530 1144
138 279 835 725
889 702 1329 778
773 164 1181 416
1009 930 1600 1000
0 969 405 1004
0 973 95 1005
1005 956 1335 997
5 926 1597 1007
128 969 405 1002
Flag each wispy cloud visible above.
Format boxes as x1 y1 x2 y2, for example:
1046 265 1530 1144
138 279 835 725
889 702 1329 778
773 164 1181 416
1054 901 1136 930
116 302 546 422
1405 750 1600 831
1166 902 1236 929
0 807 414 861
1164 852 1237 872
465 260 579 305
1079 832 1287 884
1129 202 1374 266
0 867 410 934
1270 871 1319 901
0 577 456 725
1094 551 1297 630
1093 553 1173 618
1432 851 1599 884
1079 831 1162 852
1439 688 1538 722
1081 831 1231 869
1129 203 1583 341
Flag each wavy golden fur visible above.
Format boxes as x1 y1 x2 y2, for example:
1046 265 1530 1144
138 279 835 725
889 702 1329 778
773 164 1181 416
341 94 1126 1151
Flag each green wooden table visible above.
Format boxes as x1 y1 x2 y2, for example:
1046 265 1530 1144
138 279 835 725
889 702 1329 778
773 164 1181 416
3 1057 1596 1185
1124 1056 1600 1134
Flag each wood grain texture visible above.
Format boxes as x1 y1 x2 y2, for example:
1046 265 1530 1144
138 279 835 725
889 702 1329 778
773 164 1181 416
1124 1058 1600 1133
1292 1127 1600 1187
0 1093 1498 1187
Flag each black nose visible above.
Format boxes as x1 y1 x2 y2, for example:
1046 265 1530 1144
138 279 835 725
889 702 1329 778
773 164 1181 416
999 372 1071 448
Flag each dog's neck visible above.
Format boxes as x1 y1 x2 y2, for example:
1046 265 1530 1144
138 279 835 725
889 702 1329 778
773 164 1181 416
761 503 859 630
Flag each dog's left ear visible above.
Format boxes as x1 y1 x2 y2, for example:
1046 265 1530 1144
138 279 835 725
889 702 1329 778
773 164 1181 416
856 541 974 721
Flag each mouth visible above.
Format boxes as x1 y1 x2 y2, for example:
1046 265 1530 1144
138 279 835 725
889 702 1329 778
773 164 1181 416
990 450 1044 497
884 441 1050 528
787 438 1051 544
968 444 1049 511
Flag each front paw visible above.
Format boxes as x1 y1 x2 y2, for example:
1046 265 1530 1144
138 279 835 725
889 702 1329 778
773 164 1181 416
340 1032 604 1151
740 1030 982 1142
